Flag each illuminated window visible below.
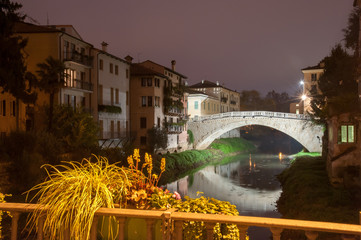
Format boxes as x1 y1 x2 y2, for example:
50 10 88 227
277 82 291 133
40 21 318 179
339 124 355 143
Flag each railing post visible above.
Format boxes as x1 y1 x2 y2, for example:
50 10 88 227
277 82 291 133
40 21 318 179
237 225 248 240
162 210 172 240
37 215 45 240
90 215 99 240
305 231 318 240
173 220 183 240
10 211 20 240
117 217 126 240
270 227 283 240
205 222 215 240
146 219 155 240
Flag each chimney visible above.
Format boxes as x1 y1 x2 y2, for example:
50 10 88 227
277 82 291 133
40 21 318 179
171 60 176 71
125 55 133 63
216 81 219 86
101 41 108 52
201 80 204 84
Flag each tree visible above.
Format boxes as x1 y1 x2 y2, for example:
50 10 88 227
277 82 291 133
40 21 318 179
343 6 361 56
239 90 263 110
147 127 168 152
36 56 67 131
51 105 99 152
310 44 359 122
265 90 290 112
0 0 37 129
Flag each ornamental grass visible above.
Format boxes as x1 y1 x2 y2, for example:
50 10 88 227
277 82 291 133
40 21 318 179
26 155 133 240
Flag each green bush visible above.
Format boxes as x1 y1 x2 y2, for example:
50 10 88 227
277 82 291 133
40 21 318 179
187 130 194 144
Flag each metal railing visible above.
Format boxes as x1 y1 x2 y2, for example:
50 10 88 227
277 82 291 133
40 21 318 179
64 51 92 67
0 202 360 240
64 79 93 91
190 111 312 122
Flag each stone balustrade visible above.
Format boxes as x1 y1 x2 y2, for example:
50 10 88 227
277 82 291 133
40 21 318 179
0 202 360 240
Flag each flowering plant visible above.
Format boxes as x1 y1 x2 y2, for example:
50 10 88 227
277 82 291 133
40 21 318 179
124 149 181 209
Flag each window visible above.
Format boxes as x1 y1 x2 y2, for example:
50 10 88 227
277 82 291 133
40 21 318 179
115 88 119 104
148 96 152 106
141 78 147 87
63 41 69 59
339 124 355 143
157 117 161 128
110 121 114 138
155 78 160 87
155 96 160 107
117 121 121 138
111 88 114 105
194 101 198 110
126 91 129 105
126 69 129 79
64 69 76 88
80 71 85 81
115 65 119 75
147 78 152 86
140 136 147 145
0 100 5 116
203 102 206 110
99 59 103 70
98 85 103 105
140 117 147 128
141 96 146 107
110 63 113 73
208 102 210 110
10 101 15 116
311 73 317 81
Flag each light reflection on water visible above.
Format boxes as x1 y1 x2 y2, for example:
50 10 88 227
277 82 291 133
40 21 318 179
166 153 290 239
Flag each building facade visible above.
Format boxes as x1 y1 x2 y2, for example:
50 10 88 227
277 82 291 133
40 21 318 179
301 63 324 114
129 59 188 151
91 43 130 147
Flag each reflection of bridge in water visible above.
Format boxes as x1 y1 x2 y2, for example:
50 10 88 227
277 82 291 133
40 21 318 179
188 111 324 152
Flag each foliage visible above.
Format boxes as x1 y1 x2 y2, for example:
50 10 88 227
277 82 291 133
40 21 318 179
98 104 122 114
343 6 361 55
51 105 99 152
173 192 242 240
147 127 168 152
309 44 359 122
187 129 194 144
264 90 290 112
36 56 67 131
0 0 37 104
26 156 133 240
277 155 359 224
0 192 11 239
210 138 256 154
239 90 290 112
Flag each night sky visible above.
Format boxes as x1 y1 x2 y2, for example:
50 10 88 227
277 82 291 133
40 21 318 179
20 0 354 96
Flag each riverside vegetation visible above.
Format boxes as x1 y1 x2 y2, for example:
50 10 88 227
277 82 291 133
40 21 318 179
277 155 361 239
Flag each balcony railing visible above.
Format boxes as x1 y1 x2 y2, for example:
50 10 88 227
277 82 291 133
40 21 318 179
221 97 228 103
64 79 93 91
230 100 237 105
0 202 360 240
64 51 92 67
167 125 183 134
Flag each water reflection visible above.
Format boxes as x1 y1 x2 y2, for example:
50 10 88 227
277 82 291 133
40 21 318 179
166 154 289 216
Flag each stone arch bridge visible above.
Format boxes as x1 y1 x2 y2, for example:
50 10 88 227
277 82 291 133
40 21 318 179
187 111 324 153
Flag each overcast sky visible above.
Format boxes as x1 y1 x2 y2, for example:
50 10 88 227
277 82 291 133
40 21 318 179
20 0 354 96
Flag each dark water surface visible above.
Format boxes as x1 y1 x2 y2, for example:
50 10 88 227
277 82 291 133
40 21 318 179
166 153 290 240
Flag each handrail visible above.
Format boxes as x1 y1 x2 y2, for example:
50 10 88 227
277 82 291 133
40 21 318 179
190 111 312 122
0 202 360 240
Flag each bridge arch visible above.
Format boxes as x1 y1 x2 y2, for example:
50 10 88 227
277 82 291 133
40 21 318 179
187 111 324 152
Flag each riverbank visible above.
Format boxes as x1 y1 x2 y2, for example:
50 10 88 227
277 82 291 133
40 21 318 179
277 155 361 239
158 137 256 185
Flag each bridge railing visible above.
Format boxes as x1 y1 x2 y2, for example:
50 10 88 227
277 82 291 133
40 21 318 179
190 111 311 122
0 202 360 240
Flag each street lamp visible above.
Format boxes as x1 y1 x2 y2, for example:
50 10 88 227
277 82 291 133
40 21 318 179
301 94 307 101
299 80 304 85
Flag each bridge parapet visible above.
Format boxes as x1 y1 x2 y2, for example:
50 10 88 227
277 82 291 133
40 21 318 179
189 111 311 122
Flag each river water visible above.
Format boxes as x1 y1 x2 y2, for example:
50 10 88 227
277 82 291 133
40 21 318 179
166 153 290 240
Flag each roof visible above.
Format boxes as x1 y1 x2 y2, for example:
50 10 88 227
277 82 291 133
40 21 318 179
301 62 324 71
130 64 167 78
189 80 238 93
93 48 129 65
140 60 188 79
186 88 219 99
13 21 61 34
13 22 93 47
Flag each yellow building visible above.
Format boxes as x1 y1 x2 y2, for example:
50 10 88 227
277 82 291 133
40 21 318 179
301 62 324 114
188 80 241 117
0 22 94 136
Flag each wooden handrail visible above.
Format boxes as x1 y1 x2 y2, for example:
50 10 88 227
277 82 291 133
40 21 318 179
0 202 360 240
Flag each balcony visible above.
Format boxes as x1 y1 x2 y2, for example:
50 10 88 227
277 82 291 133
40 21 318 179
64 79 93 92
64 51 93 67
167 125 183 134
230 100 237 105
1 202 361 240
165 106 183 116
221 97 228 103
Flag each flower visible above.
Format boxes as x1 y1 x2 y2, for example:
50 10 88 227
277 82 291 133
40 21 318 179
172 191 181 200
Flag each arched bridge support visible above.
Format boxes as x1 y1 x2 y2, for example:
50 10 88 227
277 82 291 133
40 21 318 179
187 111 324 153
